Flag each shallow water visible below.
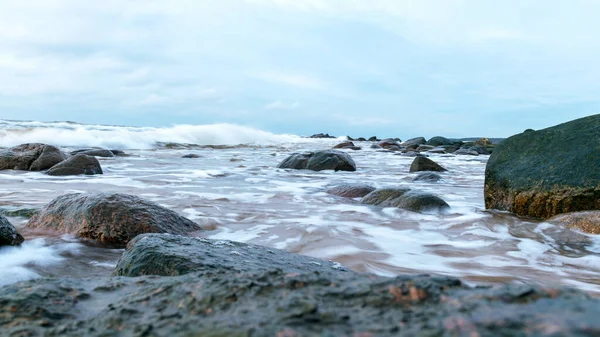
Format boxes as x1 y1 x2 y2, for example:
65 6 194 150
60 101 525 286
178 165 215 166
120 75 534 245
1 120 600 293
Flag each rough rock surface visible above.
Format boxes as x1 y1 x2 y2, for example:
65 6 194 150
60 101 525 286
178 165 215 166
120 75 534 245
548 211 600 234
2 236 600 336
362 188 450 213
277 150 356 172
0 215 24 246
485 114 600 218
326 184 376 198
409 156 447 172
46 154 103 176
114 234 349 277
0 143 68 171
26 193 201 247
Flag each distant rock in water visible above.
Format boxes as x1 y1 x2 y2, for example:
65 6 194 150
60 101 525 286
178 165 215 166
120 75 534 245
332 141 361 150
548 211 600 234
485 114 600 219
362 188 450 213
454 148 479 156
26 193 202 247
0 143 68 171
0 215 24 247
277 150 357 172
114 234 348 277
70 149 115 157
181 154 201 158
309 133 335 138
426 136 455 147
409 156 447 172
327 184 376 198
401 137 427 147
413 172 443 182
46 154 103 176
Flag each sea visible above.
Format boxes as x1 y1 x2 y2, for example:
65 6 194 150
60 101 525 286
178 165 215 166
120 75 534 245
1 119 599 294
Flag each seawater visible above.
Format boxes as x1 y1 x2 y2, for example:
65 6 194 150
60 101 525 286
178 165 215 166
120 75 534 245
1 120 600 293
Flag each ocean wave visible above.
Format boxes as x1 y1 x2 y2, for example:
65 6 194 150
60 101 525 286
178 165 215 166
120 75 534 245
0 120 306 149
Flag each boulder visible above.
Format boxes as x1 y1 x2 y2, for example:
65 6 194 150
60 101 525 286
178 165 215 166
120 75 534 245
309 133 335 139
356 137 367 141
413 172 443 182
454 148 479 156
426 136 454 147
71 149 115 157
468 145 491 155
485 114 600 218
114 234 348 277
109 149 127 156
428 147 447 154
362 188 450 213
327 184 376 198
368 136 379 141
0 215 24 247
182 154 201 158
46 154 103 176
277 150 356 172
474 137 492 147
332 141 361 150
416 145 435 152
409 157 447 172
548 211 600 234
0 143 68 171
25 193 201 247
401 137 427 147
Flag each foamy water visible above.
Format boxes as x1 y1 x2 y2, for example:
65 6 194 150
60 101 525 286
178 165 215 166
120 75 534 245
1 120 600 293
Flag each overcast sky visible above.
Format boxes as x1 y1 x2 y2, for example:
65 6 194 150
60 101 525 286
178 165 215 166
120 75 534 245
1 0 599 138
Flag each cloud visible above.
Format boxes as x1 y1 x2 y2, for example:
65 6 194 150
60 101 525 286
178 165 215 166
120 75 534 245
253 71 328 91
264 100 300 110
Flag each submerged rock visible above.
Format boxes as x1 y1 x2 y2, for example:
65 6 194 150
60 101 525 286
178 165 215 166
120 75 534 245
485 114 600 218
326 184 376 198
2 235 600 336
362 188 449 213
0 215 24 246
46 154 103 176
114 233 348 277
277 150 357 172
548 211 600 234
409 156 447 172
26 193 201 247
0 143 68 171
413 172 443 182
454 148 479 156
70 149 115 157
182 154 201 158
332 141 361 150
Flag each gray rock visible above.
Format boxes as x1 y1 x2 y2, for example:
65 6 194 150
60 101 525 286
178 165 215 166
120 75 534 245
327 184 376 198
409 156 447 172
426 136 454 147
71 149 115 157
46 154 103 176
454 148 479 156
413 172 443 182
114 233 349 277
428 147 447 154
416 145 435 152
362 188 449 213
26 193 202 247
0 143 68 171
182 154 201 158
277 150 356 172
485 114 600 218
0 215 24 246
401 137 427 147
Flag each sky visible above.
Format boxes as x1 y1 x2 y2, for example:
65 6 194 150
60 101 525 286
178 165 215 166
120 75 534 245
1 0 599 138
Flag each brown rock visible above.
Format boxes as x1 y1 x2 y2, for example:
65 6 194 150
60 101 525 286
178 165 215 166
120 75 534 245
548 211 600 234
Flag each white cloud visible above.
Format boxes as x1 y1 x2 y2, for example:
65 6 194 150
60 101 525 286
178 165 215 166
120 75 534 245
253 71 328 91
264 100 299 110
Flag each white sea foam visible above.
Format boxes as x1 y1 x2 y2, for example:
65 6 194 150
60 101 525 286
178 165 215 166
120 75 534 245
0 119 305 149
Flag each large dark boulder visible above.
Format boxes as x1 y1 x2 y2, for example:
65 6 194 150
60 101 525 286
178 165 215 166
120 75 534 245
409 156 447 172
277 150 356 172
25 193 201 247
0 215 24 247
327 184 376 198
362 188 450 213
0 143 68 171
46 154 103 176
401 137 427 147
485 114 600 219
114 234 348 277
426 136 454 147
2 237 600 336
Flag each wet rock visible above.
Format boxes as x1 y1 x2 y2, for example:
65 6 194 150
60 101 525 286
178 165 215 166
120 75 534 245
413 172 443 182
399 151 423 157
0 206 40 218
309 133 335 139
401 137 427 147
182 154 201 158
0 143 68 171
485 114 600 218
277 150 356 172
454 148 479 156
548 211 600 234
426 136 454 147
474 137 492 147
71 149 115 157
416 145 435 152
0 215 24 246
428 147 447 154
409 156 447 172
327 184 376 198
468 145 491 155
357 137 367 141
332 141 361 150
109 149 127 156
368 136 379 141
362 188 450 213
46 154 103 176
114 233 349 277
26 193 201 247
4 239 599 336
